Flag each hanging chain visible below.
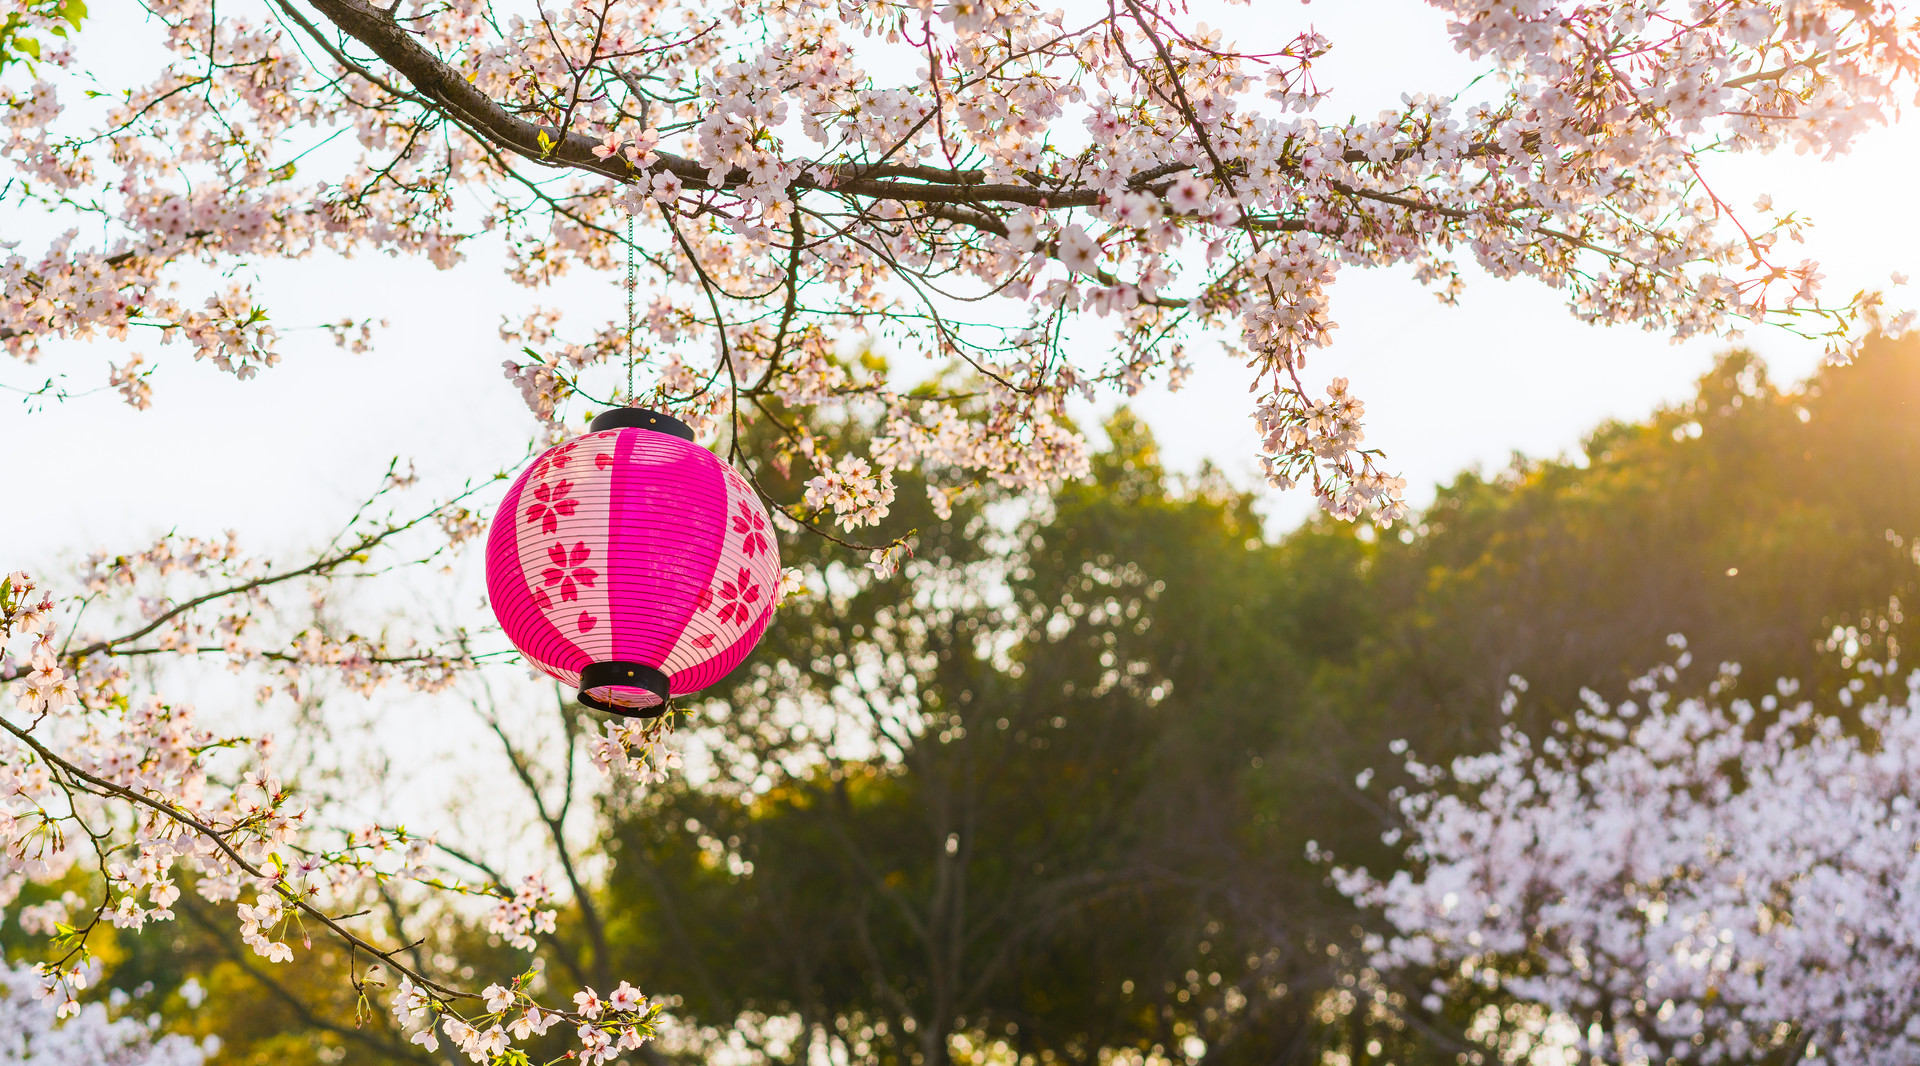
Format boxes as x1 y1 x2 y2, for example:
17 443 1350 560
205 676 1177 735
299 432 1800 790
625 213 637 406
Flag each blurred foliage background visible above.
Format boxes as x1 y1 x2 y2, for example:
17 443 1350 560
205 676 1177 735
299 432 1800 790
13 335 1920 1066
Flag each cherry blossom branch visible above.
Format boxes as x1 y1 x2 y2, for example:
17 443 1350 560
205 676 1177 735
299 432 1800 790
0 713 467 1000
174 892 433 1063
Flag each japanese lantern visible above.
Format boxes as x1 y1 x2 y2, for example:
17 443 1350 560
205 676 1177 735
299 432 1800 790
485 408 781 716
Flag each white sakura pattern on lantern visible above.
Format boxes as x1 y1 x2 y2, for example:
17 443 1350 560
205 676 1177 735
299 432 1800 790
709 567 763 628
734 500 771 560
528 439 582 482
537 542 599 607
525 479 579 534
508 432 619 668
489 422 784 715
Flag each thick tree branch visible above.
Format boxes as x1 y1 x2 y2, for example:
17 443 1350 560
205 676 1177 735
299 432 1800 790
302 0 1099 208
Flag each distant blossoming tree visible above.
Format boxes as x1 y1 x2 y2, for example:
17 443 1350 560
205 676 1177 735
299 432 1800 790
1336 636 1920 1064
0 959 210 1064
4 0 1920 1061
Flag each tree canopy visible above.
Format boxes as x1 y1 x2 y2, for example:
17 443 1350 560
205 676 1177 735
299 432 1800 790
6 0 1917 525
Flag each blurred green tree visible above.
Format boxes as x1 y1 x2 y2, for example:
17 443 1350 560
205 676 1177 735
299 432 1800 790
602 337 1920 1066
34 336 1920 1065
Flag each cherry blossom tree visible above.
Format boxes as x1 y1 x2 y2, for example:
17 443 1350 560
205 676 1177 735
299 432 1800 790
1335 636 1920 1064
1 529 678 1062
6 0 1918 524
0 959 212 1064
6 0 1920 1061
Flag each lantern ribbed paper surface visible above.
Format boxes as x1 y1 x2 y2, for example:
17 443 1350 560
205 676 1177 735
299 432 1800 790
484 410 780 715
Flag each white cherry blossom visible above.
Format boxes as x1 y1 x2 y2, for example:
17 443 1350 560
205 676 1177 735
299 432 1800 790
5 0 1914 528
0 961 209 1065
1339 653 1920 1064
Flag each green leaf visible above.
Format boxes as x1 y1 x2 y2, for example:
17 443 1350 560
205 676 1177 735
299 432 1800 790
0 0 85 71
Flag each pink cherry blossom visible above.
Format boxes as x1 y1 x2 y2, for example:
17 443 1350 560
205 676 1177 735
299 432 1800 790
4 0 1910 531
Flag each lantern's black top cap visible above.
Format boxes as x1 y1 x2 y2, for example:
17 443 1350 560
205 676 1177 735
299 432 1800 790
591 407 696 441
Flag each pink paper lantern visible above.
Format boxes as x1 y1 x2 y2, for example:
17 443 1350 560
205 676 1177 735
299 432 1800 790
485 409 781 716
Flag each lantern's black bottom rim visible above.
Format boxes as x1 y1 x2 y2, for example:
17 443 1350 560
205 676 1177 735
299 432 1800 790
578 660 671 718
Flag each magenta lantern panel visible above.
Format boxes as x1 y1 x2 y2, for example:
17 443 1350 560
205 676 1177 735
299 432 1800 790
484 409 780 716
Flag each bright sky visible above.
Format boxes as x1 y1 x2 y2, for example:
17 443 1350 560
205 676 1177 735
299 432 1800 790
7 0 1919 568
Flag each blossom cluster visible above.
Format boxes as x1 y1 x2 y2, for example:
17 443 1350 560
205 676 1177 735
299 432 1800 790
392 972 659 1064
6 0 1915 528
0 559 668 1063
0 958 211 1065
588 714 683 784
1337 647 1920 1063
58 529 470 698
